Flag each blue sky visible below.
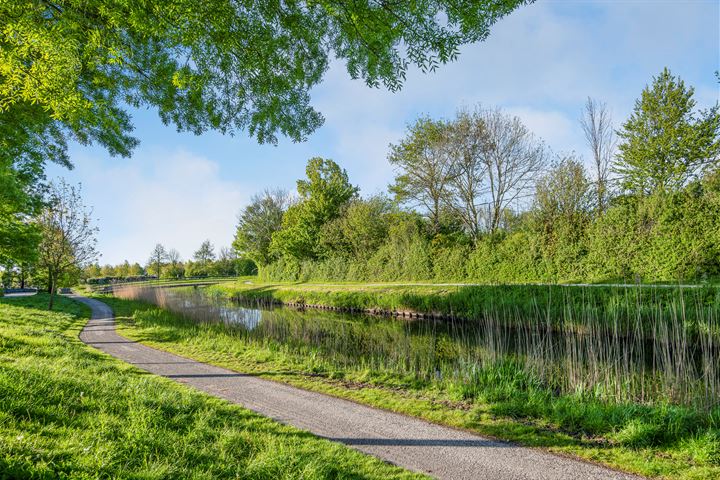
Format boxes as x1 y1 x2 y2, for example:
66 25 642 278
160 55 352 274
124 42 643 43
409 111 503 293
47 0 720 266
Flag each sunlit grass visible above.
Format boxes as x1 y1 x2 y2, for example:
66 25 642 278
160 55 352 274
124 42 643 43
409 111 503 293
0 293 424 479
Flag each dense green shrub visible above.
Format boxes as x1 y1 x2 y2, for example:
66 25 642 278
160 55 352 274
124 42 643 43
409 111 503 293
259 176 719 285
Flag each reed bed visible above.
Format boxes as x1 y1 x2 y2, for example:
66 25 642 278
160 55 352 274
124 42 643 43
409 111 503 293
116 285 719 415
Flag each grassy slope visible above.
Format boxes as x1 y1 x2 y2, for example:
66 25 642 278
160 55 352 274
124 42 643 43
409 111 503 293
0 293 423 479
103 295 720 480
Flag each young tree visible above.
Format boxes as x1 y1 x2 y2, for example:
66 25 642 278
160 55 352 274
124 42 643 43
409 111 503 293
194 240 216 266
580 97 615 211
36 180 98 309
534 155 592 235
147 244 167 279
389 117 456 234
478 107 549 233
215 246 238 276
84 263 102 279
271 158 357 260
233 189 290 266
116 260 131 278
165 248 184 278
615 68 720 194
129 263 145 277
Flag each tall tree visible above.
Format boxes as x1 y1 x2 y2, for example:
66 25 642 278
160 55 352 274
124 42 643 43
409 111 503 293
580 97 615 211
271 158 357 259
389 117 456 234
478 107 548 233
36 180 98 309
147 244 167 279
233 189 290 266
615 68 720 194
446 109 488 242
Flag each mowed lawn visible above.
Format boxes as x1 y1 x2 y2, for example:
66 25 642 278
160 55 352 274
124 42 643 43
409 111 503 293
0 293 423 479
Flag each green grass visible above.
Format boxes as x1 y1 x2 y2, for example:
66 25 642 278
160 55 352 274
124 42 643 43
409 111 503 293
0 293 424 479
208 281 720 332
103 293 720 480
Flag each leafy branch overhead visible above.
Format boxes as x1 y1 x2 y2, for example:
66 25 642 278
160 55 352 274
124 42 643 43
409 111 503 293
0 0 531 149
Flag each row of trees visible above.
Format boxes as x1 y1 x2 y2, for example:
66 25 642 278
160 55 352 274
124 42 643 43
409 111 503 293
234 69 720 283
86 240 256 283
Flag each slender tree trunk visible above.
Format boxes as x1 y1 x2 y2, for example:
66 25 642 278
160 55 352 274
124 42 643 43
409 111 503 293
48 273 55 310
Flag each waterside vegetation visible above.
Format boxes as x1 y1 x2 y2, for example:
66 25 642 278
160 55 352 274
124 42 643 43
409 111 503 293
109 286 720 479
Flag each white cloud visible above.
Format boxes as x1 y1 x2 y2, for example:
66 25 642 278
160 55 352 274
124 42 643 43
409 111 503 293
504 106 581 155
51 148 250 265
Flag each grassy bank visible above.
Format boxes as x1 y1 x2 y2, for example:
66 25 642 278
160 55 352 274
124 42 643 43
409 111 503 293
104 293 720 480
207 281 720 330
0 293 422 479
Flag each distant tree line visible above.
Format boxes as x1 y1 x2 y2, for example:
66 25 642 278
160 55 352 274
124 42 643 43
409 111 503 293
83 240 256 283
234 69 720 283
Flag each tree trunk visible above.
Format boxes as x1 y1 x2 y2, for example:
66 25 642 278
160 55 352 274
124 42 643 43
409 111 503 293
48 274 55 311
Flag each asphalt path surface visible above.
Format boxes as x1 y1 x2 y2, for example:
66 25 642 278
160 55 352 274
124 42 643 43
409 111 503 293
75 294 642 480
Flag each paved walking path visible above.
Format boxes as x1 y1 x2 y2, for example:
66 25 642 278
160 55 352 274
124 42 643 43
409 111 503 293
75 295 641 480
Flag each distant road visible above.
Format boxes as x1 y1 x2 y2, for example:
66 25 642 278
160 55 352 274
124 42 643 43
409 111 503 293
76 294 643 480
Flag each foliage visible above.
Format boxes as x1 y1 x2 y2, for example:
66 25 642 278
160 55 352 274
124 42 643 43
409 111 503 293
318 195 394 259
615 68 720 194
257 71 719 285
270 158 357 260
233 189 289 266
0 0 528 146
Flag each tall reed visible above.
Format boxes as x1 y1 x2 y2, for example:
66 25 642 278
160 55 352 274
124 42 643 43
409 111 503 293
115 285 719 412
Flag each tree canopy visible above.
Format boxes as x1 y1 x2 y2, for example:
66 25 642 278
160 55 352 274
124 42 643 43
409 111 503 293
1 0 530 149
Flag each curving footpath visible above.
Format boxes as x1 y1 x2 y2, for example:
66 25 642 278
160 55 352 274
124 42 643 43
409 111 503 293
74 295 642 480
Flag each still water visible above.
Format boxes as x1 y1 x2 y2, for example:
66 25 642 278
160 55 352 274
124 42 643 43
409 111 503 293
117 286 719 410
